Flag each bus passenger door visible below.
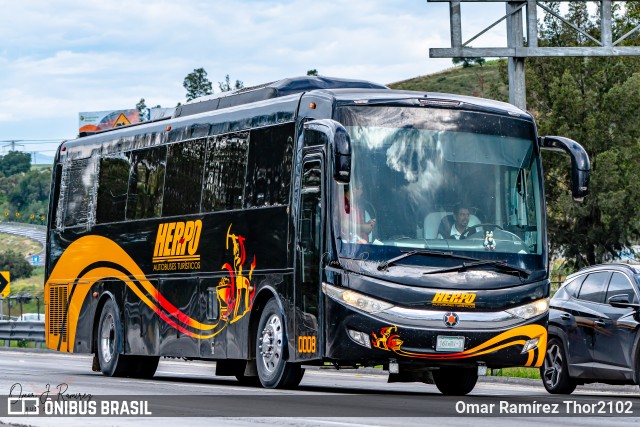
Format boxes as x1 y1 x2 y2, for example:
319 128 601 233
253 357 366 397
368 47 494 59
295 157 323 360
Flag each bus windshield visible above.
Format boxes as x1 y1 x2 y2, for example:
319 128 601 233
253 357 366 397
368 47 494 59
334 105 543 263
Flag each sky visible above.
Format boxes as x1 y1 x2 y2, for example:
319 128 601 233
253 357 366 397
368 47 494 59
0 0 509 160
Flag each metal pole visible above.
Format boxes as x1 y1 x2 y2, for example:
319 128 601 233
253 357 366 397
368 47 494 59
450 1 462 50
507 1 527 110
527 0 538 48
601 0 612 47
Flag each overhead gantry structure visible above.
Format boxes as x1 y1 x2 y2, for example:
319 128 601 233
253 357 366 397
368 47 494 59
428 1 640 109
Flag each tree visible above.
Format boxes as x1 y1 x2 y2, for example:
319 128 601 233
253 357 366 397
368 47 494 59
8 169 50 215
136 98 148 122
452 57 471 68
526 3 640 269
0 250 33 280
183 68 213 101
0 151 31 177
306 69 319 76
452 57 485 68
0 166 50 224
218 74 244 92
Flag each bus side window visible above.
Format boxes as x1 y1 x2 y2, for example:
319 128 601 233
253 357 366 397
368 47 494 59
96 155 130 223
163 139 206 216
50 163 63 228
126 146 167 220
61 158 98 228
202 133 248 212
244 123 294 208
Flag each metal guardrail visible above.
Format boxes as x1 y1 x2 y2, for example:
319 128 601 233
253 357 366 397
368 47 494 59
0 320 45 347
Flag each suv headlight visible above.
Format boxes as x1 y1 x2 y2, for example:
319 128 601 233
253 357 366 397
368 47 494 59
506 298 549 319
323 283 394 313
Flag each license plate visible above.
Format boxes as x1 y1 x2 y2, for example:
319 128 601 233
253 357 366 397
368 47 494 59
436 335 465 352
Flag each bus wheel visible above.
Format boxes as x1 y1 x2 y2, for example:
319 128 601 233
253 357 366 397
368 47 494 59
97 299 133 377
256 299 304 389
432 367 478 396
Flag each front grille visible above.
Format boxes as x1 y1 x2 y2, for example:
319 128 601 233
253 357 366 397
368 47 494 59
48 285 68 343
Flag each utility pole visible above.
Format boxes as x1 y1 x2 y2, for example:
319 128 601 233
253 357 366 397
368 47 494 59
1 140 25 153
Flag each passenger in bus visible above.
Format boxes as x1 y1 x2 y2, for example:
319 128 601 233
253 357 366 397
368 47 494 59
341 183 376 243
437 204 471 240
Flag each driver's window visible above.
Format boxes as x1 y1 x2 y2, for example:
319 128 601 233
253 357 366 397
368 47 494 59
338 181 375 243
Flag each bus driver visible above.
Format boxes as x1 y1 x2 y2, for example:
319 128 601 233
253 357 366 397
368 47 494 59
437 204 470 240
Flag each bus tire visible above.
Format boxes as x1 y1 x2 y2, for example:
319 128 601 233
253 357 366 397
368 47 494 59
131 356 160 379
97 299 133 377
432 367 478 396
256 299 304 389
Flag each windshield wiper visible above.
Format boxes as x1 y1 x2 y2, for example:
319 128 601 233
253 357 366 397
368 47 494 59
377 250 481 271
422 259 531 277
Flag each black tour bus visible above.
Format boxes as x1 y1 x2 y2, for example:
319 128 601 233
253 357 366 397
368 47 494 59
44 76 589 395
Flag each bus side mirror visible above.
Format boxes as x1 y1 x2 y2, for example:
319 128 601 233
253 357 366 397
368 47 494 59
539 136 590 202
304 119 351 183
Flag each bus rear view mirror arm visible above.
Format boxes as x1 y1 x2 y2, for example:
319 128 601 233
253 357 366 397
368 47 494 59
304 119 351 183
539 136 591 202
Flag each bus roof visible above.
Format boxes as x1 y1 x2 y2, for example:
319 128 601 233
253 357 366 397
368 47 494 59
60 76 532 157
175 76 389 118
177 76 528 119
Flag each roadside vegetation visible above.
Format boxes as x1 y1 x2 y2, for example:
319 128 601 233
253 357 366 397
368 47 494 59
0 152 50 225
492 367 541 380
389 59 507 101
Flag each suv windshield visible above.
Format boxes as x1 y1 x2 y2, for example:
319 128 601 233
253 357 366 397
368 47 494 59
333 105 543 264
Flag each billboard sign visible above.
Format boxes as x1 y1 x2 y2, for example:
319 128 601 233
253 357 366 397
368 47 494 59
79 109 140 134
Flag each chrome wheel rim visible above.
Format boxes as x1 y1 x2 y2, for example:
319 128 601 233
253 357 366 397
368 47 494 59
259 313 283 374
100 313 116 363
543 342 563 389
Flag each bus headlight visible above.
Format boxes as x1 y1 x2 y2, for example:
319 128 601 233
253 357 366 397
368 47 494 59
506 298 549 319
323 283 394 314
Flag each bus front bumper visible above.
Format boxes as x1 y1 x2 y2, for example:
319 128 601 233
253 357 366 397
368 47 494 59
323 285 548 369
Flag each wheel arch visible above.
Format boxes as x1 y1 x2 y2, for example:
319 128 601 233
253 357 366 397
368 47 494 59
547 325 569 353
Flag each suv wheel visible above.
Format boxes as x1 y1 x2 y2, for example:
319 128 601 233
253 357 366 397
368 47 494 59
540 337 576 394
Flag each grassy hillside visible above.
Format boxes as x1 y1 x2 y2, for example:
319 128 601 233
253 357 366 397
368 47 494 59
388 59 508 101
0 232 42 256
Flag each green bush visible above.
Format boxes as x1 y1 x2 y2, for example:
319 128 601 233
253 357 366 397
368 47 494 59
0 249 33 280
